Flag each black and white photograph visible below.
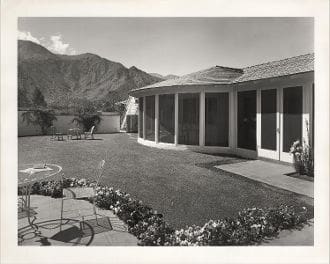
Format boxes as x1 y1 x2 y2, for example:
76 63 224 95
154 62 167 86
1 0 329 263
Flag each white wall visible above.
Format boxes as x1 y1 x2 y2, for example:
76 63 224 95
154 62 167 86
18 111 120 136
97 113 121 134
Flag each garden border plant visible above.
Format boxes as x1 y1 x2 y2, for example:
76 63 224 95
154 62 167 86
289 120 314 178
18 178 310 246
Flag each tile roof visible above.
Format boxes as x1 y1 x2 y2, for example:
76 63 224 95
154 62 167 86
138 66 243 89
131 53 314 93
233 53 314 83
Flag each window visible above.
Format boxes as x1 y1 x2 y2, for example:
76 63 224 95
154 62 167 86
178 93 199 145
138 97 144 138
205 93 229 146
159 94 175 143
237 90 256 150
283 86 302 152
145 95 155 141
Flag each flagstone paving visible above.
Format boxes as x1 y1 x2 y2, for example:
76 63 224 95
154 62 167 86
18 195 138 246
215 160 314 198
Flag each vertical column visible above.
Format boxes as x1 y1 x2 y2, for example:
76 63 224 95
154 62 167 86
279 87 284 155
155 94 159 143
229 90 234 149
138 98 141 138
143 96 146 140
276 87 281 159
302 83 312 147
256 88 261 152
199 91 205 146
232 88 237 150
174 93 179 145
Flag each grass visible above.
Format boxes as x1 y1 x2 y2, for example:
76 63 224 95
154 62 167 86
18 133 314 228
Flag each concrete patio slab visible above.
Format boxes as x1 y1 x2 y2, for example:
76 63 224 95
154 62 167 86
263 219 314 246
18 195 138 246
215 160 314 198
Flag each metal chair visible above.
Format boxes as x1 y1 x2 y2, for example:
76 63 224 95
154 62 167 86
50 126 64 141
60 160 108 230
84 126 95 140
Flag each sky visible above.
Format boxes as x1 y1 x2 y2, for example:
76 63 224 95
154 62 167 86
18 17 314 76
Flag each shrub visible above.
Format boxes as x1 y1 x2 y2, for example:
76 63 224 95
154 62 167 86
22 109 57 135
72 113 101 132
290 121 314 177
18 178 310 246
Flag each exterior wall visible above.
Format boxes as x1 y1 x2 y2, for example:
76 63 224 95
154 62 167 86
18 111 120 136
18 112 43 136
125 115 138 133
97 112 121 134
131 72 314 163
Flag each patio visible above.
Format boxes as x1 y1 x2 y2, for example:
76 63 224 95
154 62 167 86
18 195 138 246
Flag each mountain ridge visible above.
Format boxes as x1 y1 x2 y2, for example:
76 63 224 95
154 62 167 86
149 72 179 80
18 40 164 110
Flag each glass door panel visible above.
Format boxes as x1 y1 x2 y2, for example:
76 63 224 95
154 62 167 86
261 89 277 150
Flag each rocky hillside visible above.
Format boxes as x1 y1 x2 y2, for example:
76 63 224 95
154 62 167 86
18 40 164 109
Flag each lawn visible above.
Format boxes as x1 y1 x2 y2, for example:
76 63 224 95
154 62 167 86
18 133 314 228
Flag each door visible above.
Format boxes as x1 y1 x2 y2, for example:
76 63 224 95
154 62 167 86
258 88 280 159
280 86 303 162
257 86 303 162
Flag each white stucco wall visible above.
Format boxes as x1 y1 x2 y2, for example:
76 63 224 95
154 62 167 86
18 111 120 136
97 112 121 134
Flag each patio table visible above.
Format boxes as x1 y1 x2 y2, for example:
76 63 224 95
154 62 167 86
67 128 82 140
18 163 62 233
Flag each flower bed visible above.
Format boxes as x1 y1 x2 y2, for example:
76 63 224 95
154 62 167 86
18 178 309 246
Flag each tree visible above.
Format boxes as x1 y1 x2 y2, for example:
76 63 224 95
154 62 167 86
22 109 57 135
71 113 102 132
71 99 102 131
32 88 47 108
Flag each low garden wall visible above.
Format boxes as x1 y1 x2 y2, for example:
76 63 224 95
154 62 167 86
18 111 121 136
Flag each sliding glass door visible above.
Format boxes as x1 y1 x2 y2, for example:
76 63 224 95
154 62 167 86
257 86 303 162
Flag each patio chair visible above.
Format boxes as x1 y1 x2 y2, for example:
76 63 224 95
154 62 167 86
60 160 109 231
84 126 95 140
50 126 64 141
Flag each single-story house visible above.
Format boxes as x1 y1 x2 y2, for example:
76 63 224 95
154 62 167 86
129 53 314 163
116 96 139 132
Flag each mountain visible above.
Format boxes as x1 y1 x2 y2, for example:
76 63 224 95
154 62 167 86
149 73 179 80
18 40 164 109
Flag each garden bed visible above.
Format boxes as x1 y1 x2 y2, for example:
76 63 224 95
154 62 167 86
18 178 311 246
